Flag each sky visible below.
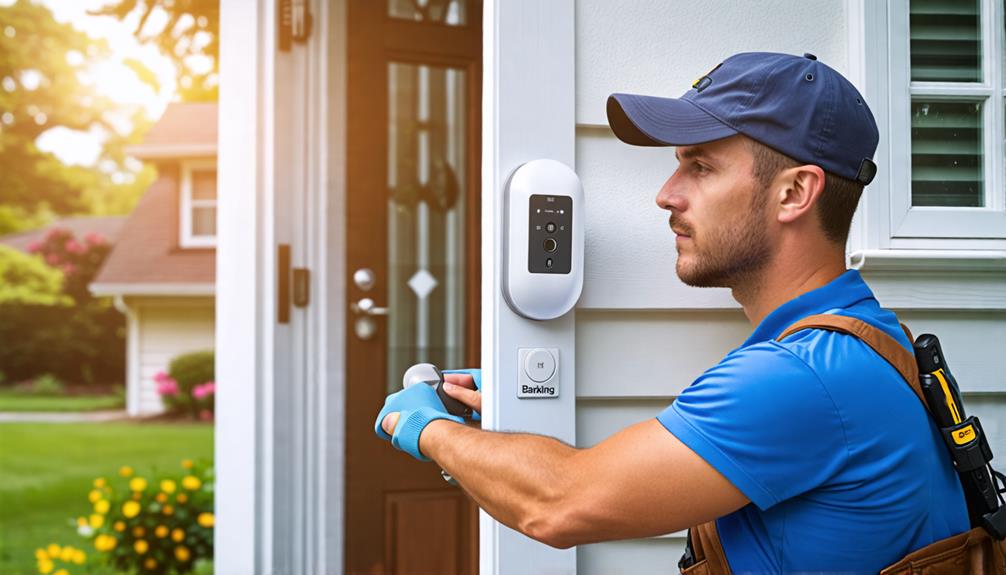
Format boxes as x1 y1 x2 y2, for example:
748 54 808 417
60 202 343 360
6 0 179 167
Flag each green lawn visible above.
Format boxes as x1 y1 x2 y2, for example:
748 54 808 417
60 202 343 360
0 391 124 412
0 422 213 575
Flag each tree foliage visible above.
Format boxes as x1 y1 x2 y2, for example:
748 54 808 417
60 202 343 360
0 0 156 235
0 244 69 306
92 0 219 102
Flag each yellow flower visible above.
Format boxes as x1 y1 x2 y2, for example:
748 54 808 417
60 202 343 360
197 512 215 528
119 466 133 477
155 493 167 504
34 548 47 560
171 528 185 542
144 557 157 569
46 544 60 557
134 539 148 555
160 479 177 494
93 477 106 488
88 489 102 503
94 534 117 552
162 504 174 516
129 477 148 492
133 526 146 538
54 569 68 575
181 459 193 469
176 493 189 504
76 517 87 528
59 546 73 562
155 525 169 538
37 559 54 574
94 499 110 514
72 549 85 564
181 475 201 490
175 545 191 562
113 520 126 532
89 513 104 529
122 500 141 518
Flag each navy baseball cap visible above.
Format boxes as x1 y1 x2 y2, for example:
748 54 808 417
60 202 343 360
607 52 879 185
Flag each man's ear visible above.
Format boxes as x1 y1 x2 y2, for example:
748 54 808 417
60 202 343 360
776 165 826 224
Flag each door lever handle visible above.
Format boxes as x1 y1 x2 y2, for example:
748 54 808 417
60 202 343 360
351 297 389 316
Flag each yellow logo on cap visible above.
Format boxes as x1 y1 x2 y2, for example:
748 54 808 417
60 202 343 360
692 62 723 91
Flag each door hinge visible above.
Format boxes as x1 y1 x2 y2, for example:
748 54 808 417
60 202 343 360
278 244 310 324
279 0 312 52
292 267 310 308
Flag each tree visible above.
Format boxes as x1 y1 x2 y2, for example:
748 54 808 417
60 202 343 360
0 0 155 235
92 0 219 102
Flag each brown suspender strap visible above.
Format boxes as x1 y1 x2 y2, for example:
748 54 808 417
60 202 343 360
776 314 927 410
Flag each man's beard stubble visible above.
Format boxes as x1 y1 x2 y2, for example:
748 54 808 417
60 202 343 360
671 187 773 290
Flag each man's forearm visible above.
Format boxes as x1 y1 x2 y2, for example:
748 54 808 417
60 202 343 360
420 419 579 546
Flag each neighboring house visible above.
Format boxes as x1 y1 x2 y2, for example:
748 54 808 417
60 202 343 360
90 103 217 417
0 216 126 253
214 2 1006 574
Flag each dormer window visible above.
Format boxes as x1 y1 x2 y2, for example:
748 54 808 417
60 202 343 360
180 160 217 248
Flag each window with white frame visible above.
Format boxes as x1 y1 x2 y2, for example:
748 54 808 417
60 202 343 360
882 0 1006 242
180 161 217 248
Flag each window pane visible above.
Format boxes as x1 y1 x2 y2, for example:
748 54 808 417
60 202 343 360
192 206 217 237
192 169 217 201
910 0 981 82
388 0 466 25
911 100 984 207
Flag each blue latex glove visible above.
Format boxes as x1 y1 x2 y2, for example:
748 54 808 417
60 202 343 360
374 382 463 461
442 368 482 421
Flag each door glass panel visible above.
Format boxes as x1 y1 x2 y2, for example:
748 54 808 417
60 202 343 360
388 0 466 25
386 62 467 393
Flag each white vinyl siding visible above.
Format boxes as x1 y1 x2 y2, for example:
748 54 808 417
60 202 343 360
133 300 215 415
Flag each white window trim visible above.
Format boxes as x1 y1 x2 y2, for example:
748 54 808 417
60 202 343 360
857 0 1006 252
179 159 218 248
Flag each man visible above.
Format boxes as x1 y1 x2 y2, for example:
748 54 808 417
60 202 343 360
375 52 969 572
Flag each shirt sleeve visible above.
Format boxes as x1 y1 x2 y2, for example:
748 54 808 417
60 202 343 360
657 341 850 510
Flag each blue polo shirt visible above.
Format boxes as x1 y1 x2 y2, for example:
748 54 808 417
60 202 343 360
658 270 968 573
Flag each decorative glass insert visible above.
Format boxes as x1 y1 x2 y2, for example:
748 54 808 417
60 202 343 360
388 0 466 25
909 0 981 82
911 100 984 207
386 61 468 393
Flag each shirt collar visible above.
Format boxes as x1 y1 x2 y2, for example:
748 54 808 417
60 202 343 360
742 269 876 347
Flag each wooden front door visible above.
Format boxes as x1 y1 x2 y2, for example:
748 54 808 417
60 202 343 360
344 1 482 573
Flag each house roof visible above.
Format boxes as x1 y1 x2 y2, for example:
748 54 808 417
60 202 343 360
0 216 126 252
90 168 215 297
126 102 218 160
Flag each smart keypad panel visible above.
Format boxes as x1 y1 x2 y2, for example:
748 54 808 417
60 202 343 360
528 195 572 274
502 159 583 320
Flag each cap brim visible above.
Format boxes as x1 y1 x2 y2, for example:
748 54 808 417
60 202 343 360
607 93 738 147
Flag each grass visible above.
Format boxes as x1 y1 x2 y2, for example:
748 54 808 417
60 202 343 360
0 422 213 575
0 390 124 412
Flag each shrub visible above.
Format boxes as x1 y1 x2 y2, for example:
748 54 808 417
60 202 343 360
0 244 71 306
157 351 215 419
79 460 214 574
31 373 65 396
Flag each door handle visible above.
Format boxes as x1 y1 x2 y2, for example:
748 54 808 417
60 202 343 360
351 297 389 316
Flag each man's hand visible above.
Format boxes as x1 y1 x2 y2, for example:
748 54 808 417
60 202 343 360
380 368 483 435
373 382 463 461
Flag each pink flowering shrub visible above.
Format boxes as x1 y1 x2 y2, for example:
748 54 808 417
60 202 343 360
28 227 110 304
160 351 214 420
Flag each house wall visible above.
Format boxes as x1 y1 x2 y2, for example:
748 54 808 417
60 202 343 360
126 297 215 415
572 1 1006 572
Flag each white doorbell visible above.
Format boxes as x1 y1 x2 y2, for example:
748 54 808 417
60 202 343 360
502 159 584 320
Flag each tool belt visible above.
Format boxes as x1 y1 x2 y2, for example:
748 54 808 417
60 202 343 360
678 313 1006 574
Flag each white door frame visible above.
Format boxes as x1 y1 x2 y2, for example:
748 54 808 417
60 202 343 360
216 1 344 573
482 1 578 573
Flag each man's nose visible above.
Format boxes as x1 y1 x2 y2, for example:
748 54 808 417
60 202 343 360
655 172 687 212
